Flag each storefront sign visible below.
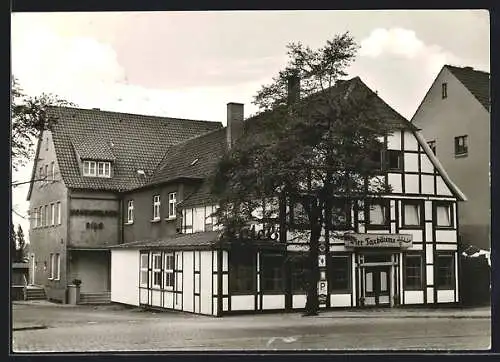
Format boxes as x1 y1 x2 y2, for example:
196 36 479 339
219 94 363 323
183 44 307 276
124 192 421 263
342 233 412 248
222 224 280 242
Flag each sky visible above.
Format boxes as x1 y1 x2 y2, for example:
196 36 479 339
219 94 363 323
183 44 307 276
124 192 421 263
10 10 490 241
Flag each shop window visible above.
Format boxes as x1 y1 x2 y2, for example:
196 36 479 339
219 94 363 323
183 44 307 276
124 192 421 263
329 255 351 293
229 250 256 294
402 201 422 227
289 255 308 293
367 200 389 228
404 254 423 290
386 150 402 171
332 199 351 231
261 254 285 293
152 253 162 288
435 202 453 228
435 254 455 289
164 253 174 289
140 253 148 287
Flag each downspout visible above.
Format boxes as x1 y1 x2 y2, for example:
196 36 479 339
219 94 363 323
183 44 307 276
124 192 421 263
119 194 124 244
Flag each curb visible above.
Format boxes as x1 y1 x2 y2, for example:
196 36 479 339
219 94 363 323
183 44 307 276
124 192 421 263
12 325 48 331
315 314 490 319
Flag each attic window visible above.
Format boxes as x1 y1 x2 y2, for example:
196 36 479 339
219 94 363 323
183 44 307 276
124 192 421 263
83 161 111 177
441 83 448 99
190 158 199 166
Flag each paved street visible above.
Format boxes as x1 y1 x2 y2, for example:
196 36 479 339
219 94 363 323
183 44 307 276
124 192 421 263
11 301 491 352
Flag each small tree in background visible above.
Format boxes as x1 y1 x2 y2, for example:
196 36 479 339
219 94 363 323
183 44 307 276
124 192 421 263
16 224 26 262
212 33 398 315
11 223 17 263
11 76 74 172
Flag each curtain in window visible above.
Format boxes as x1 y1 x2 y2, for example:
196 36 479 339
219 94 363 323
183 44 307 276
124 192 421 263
369 204 386 225
436 205 451 226
404 204 420 225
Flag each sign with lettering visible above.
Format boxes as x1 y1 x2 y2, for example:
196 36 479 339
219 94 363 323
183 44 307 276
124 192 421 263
222 224 281 242
342 233 412 248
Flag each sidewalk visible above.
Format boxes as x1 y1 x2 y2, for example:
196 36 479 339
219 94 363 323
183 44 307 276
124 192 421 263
316 306 491 319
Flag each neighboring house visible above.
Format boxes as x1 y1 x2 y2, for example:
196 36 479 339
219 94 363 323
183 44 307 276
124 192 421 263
111 77 466 316
27 107 222 303
411 65 490 251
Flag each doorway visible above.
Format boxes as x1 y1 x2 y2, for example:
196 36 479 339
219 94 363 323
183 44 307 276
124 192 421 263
364 266 390 306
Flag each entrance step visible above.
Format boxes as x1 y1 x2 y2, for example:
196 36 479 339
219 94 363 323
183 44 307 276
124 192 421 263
79 292 111 304
24 287 46 301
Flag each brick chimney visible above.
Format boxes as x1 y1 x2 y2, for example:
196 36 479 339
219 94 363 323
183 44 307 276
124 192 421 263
287 74 300 105
226 102 244 149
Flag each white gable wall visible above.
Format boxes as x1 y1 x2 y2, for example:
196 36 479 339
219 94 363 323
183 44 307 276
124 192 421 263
412 66 490 249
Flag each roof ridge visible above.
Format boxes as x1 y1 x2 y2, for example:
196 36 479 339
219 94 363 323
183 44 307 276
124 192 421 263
444 64 490 76
48 105 222 125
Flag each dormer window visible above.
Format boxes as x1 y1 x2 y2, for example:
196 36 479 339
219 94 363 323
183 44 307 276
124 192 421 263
83 160 111 177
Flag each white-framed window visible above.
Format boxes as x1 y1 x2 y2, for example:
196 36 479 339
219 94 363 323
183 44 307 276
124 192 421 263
402 201 421 227
153 195 161 220
56 202 61 225
436 202 453 228
127 200 134 223
152 253 162 288
49 253 60 280
54 253 60 280
44 205 48 226
83 161 97 176
164 253 175 290
39 206 44 227
168 192 177 218
97 161 111 178
51 161 55 181
34 208 39 228
184 209 193 233
48 254 53 279
50 203 55 225
140 253 149 287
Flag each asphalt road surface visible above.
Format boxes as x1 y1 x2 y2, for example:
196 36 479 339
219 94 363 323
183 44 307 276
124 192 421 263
11 303 491 352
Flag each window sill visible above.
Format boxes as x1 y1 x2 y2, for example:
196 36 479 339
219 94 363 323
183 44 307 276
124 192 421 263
435 226 455 230
365 225 391 230
164 217 177 222
150 219 161 223
124 221 134 225
399 225 424 230
454 152 468 158
330 290 351 294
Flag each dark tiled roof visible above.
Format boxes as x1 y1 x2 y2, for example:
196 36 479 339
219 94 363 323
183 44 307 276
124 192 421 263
147 128 227 186
70 136 116 161
446 65 490 110
178 77 416 208
47 107 222 192
180 178 219 208
111 231 221 250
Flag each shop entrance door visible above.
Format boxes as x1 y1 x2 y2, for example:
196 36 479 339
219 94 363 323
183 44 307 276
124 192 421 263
364 266 390 306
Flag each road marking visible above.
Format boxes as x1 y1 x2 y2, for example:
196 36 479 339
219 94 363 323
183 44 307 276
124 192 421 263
266 336 298 346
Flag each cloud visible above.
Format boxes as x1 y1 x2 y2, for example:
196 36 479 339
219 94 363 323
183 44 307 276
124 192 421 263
360 28 426 59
